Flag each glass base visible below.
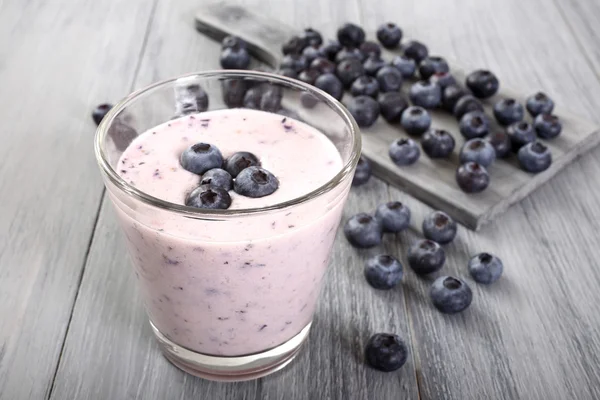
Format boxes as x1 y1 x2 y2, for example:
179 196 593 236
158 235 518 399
150 321 311 382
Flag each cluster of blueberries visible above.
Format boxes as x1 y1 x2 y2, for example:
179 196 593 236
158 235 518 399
275 22 561 194
346 201 503 372
179 143 279 209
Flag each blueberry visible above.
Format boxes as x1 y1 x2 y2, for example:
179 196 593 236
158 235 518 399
375 201 411 232
220 47 251 69
409 81 441 109
422 211 457 244
186 186 232 209
429 72 456 90
419 56 449 80
221 35 247 50
466 69 499 99
459 111 490 139
363 55 387 77
310 57 336 74
314 73 344 101
281 54 308 72
336 58 365 88
518 141 552 173
526 92 554 116
298 67 321 85
468 253 503 284
221 78 248 108
224 151 260 177
534 114 562 139
234 166 279 198
92 103 112 126
407 239 446 275
243 86 264 109
335 47 363 63
459 138 496 167
421 129 455 158
365 333 408 372
277 68 299 80
453 95 484 119
347 95 380 128
376 66 403 93
337 23 366 47
359 41 381 59
401 106 431 136
180 143 223 175
378 92 409 123
456 162 490 193
403 40 429 63
302 45 321 64
175 84 209 115
493 98 524 126
301 27 323 46
282 36 308 55
430 276 473 314
390 55 417 78
364 255 403 290
353 155 371 186
487 131 511 158
441 85 468 112
344 213 383 248
350 76 380 98
260 86 283 112
507 121 536 151
389 138 420 166
376 23 403 49
200 168 233 191
318 40 342 61
107 120 137 151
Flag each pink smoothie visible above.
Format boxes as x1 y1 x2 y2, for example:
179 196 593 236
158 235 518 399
113 108 347 356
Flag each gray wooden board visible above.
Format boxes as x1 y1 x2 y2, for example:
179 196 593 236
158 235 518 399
0 0 156 399
194 2 600 230
18 0 600 400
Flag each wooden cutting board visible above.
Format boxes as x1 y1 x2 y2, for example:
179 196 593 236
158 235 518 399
194 3 600 230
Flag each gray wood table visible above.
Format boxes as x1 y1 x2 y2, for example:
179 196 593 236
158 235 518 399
2 0 600 399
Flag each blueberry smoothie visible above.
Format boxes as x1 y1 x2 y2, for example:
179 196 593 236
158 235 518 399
112 108 348 357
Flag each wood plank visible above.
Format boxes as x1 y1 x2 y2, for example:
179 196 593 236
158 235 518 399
50 0 419 399
0 1 156 399
358 0 600 398
194 3 600 230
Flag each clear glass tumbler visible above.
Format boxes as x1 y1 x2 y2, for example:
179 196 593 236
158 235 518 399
94 70 360 381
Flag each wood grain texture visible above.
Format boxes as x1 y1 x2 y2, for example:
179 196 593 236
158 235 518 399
21 0 600 400
50 0 418 399
0 1 155 399
194 3 600 230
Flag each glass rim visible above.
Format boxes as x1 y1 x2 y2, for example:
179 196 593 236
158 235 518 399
94 69 361 217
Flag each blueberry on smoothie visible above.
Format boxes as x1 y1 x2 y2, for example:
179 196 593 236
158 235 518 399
224 151 261 177
365 333 409 372
364 254 404 290
186 186 232 209
430 276 473 314
200 168 233 191
344 213 383 248
234 166 279 198
180 143 224 175
375 201 411 232
92 103 113 126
